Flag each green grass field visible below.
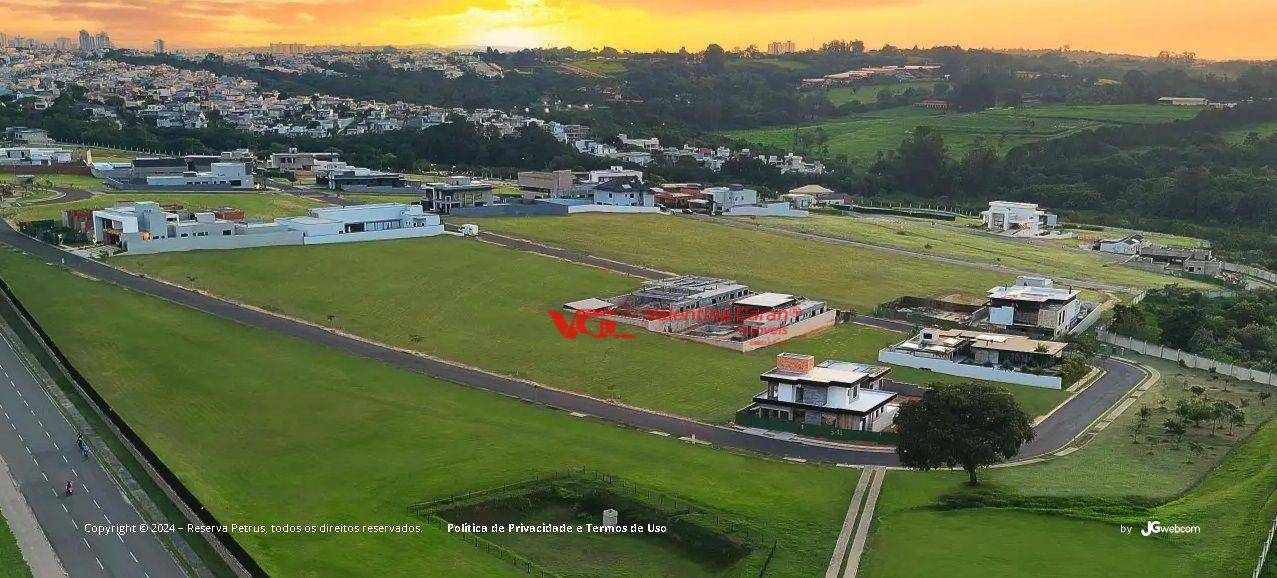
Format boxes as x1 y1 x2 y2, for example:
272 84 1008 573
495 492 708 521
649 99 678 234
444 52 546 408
115 235 1067 421
862 353 1277 578
463 214 1014 311
860 471 1200 578
745 214 1210 291
0 173 102 189
0 248 859 577
822 82 941 106
2 193 328 223
724 104 1199 164
0 513 28 578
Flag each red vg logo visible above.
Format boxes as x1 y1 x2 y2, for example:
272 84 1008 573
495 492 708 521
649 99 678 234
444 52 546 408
547 310 636 340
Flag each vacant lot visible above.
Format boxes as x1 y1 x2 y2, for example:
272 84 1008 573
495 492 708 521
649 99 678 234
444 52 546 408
746 214 1209 291
724 104 1199 164
0 173 102 189
0 248 859 577
464 214 1013 311
822 82 941 106
2 193 328 223
116 235 1066 420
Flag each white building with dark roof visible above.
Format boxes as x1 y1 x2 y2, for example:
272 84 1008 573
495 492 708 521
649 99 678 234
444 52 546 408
744 353 897 431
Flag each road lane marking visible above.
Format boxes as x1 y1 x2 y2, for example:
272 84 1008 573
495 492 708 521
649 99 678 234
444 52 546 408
16 434 21 443
95 557 103 570
82 537 90 549
40 472 46 482
71 468 77 478
60 504 66 513
60 455 67 463
92 499 99 509
129 551 138 563
103 514 111 524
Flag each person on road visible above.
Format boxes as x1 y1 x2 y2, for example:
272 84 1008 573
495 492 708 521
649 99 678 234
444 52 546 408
80 441 89 459
64 481 73 495
76 432 83 449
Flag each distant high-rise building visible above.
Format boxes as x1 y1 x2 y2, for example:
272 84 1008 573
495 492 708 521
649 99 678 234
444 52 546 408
268 42 306 55
767 41 796 55
0 33 8 49
54 37 71 51
154 38 165 54
78 29 92 51
94 32 111 51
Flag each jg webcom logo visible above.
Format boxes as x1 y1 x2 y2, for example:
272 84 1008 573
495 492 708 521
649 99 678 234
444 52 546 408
547 309 635 340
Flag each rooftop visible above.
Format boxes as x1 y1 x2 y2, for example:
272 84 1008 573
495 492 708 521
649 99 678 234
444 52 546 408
761 359 890 387
734 292 797 309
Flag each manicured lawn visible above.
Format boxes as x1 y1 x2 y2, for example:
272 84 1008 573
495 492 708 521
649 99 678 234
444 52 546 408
0 248 859 577
0 514 29 578
822 82 940 106
114 235 1066 420
860 471 1200 578
723 104 1199 165
0 173 102 189
2 193 328 223
746 214 1209 291
463 214 1012 312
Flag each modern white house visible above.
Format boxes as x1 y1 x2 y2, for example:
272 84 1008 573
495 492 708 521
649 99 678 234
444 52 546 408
703 185 759 212
741 353 898 431
1095 233 1145 255
878 328 1069 389
92 202 442 254
145 162 255 189
589 177 655 207
0 147 75 166
981 201 1058 236
584 166 643 184
985 276 1082 337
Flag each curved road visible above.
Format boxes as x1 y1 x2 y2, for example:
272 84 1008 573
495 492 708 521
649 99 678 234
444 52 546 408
0 221 1145 466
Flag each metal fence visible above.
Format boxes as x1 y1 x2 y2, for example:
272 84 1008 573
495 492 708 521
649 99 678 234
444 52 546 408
1096 328 1277 387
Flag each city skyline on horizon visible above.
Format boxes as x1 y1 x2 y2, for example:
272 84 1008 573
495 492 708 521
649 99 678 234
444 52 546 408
2 0 1277 61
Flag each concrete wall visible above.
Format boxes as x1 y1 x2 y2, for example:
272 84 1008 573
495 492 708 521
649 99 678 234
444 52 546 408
724 204 810 217
877 348 1064 389
125 230 303 254
450 203 569 217
564 204 662 214
335 185 422 194
301 224 444 245
1097 328 1277 387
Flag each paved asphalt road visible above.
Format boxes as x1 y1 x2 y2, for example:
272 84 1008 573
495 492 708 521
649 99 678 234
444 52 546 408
0 330 185 577
0 221 1144 466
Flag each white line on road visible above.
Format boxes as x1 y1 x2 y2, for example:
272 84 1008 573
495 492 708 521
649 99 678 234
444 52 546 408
40 472 46 482
95 557 103 570
81 537 89 549
92 499 99 509
60 504 66 513
70 468 77 478
60 455 66 463
129 551 138 563
16 434 21 443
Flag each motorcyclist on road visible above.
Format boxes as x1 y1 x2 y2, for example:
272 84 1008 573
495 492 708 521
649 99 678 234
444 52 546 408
65 481 73 495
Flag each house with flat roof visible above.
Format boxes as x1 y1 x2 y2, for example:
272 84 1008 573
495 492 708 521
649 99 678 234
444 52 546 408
981 201 1058 237
314 161 409 192
1095 233 1144 255
590 176 655 207
879 328 1069 388
742 353 897 431
421 176 495 214
267 148 340 173
144 162 254 189
985 276 1081 337
92 202 441 254
565 276 836 351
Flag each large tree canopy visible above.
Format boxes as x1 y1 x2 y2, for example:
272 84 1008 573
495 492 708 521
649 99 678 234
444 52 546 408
895 382 1034 484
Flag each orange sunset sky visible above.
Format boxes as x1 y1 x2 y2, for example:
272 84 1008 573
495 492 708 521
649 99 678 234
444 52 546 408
4 0 1277 60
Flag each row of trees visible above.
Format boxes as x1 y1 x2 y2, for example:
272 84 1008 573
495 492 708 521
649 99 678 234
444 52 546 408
1112 286 1277 371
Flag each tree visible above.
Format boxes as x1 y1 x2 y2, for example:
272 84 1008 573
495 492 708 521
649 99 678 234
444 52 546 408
702 44 727 75
1260 391 1272 405
1163 418 1187 442
895 382 1034 484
